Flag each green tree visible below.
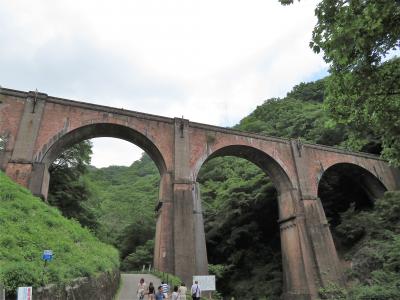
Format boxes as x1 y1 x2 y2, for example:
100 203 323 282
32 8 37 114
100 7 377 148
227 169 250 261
47 140 98 230
281 0 400 164
121 240 154 271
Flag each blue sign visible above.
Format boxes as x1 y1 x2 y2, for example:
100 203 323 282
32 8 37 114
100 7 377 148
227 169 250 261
42 250 53 261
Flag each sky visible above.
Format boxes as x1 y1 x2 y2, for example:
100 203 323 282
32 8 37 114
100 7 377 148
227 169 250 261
0 0 327 167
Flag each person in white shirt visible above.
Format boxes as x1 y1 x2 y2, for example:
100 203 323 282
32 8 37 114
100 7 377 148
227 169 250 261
171 285 179 300
137 278 147 300
190 281 201 300
161 281 169 299
178 282 187 300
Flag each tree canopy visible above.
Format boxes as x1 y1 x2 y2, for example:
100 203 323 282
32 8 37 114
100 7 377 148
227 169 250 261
280 0 400 165
47 140 98 230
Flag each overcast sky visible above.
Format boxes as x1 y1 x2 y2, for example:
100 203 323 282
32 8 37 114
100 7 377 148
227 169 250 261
0 0 327 167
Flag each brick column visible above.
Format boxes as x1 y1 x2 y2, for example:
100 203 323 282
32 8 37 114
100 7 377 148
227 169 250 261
290 140 344 289
154 171 175 274
5 92 46 190
193 182 209 275
172 118 208 284
278 188 317 300
28 163 50 199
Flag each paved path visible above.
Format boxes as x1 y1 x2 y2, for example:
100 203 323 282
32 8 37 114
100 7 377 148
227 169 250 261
117 273 161 300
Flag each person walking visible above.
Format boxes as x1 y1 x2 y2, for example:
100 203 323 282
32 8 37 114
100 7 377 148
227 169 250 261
161 281 169 299
190 281 201 300
137 278 147 300
148 282 155 300
178 282 187 300
171 286 179 300
155 286 165 300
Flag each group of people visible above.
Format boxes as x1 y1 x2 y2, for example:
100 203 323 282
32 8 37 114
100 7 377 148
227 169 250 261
137 278 201 300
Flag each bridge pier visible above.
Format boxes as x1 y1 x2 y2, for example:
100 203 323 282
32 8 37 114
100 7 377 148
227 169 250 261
290 141 345 293
302 197 344 286
29 163 50 199
5 162 51 200
278 187 318 299
5 162 33 188
168 118 209 285
154 172 175 274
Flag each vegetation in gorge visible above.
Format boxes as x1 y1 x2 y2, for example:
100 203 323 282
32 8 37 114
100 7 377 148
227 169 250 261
0 171 119 297
319 191 400 299
198 158 281 299
83 154 159 269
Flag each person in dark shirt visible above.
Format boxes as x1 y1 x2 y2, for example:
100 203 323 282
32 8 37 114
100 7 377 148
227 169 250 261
148 282 155 300
155 286 165 300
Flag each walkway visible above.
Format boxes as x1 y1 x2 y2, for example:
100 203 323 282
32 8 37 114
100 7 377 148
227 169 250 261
117 273 161 300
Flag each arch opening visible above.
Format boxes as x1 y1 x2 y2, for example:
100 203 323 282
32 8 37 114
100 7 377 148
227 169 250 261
40 123 167 175
196 145 294 195
317 163 387 251
40 125 165 272
195 145 294 299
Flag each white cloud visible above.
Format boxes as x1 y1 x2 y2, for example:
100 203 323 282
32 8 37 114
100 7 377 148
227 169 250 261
0 0 327 167
90 138 143 168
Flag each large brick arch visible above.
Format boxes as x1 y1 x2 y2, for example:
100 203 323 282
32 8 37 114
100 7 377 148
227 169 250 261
194 144 294 193
191 143 321 297
299 144 400 198
37 122 167 174
318 162 387 201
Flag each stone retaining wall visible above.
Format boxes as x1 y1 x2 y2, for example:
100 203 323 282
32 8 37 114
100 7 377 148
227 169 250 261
6 270 120 300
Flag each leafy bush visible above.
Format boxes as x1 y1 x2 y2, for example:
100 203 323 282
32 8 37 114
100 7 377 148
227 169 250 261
121 240 154 271
319 282 348 299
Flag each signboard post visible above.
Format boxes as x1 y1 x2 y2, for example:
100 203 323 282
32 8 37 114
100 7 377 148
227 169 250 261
42 250 53 261
193 275 216 299
192 275 216 291
17 287 32 300
42 250 53 284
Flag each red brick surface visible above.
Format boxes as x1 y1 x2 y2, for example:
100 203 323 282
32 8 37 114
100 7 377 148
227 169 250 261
0 94 25 152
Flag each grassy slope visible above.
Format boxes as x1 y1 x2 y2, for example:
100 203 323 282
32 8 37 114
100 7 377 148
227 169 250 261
0 171 119 294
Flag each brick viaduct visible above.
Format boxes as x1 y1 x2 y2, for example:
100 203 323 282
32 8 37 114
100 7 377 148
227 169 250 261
0 88 399 299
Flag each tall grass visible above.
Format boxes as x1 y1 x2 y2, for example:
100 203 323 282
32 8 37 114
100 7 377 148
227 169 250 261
0 172 119 296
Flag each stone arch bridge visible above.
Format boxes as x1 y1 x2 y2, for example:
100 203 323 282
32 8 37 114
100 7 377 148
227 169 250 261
0 88 399 299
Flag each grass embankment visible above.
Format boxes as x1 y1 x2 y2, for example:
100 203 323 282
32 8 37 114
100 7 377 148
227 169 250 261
0 171 119 295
